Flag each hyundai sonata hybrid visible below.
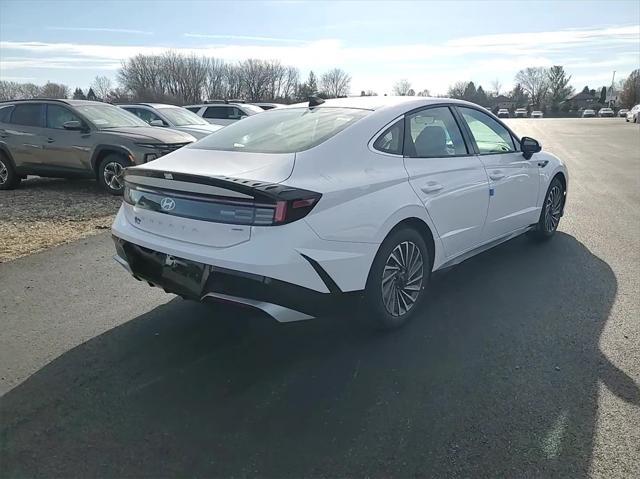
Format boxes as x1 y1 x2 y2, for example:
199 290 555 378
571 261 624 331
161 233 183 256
111 96 568 329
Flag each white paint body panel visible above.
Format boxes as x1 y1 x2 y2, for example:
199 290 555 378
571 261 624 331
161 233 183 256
112 97 568 301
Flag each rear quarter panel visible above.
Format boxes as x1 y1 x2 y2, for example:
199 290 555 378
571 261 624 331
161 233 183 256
288 115 446 269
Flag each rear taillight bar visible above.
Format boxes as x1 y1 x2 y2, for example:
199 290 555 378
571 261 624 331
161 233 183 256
123 179 321 226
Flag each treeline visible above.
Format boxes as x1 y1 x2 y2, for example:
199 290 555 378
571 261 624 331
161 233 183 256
115 53 351 104
0 52 352 105
0 81 70 102
446 66 639 111
1 54 638 110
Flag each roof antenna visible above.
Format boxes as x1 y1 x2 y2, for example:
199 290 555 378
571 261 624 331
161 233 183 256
308 95 325 107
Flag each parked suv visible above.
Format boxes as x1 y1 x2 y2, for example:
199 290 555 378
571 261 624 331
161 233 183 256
119 103 222 139
184 101 263 126
0 99 196 193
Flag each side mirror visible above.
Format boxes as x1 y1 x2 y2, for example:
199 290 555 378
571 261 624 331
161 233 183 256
521 136 542 159
62 120 83 131
149 119 165 127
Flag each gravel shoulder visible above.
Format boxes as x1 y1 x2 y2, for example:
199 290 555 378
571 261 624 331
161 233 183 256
0 177 120 263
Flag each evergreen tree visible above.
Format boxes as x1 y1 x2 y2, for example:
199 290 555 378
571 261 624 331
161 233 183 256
463 81 477 102
511 83 528 107
86 88 97 101
599 86 607 104
475 86 488 105
72 88 86 100
547 66 574 112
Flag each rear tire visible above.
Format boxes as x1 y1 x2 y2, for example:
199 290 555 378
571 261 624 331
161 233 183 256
362 227 430 330
530 177 565 241
98 154 128 195
0 154 20 190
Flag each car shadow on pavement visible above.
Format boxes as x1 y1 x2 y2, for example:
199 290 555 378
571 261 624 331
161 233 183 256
1 232 637 478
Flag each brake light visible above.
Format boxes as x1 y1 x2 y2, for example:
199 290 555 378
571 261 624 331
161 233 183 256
272 194 321 225
274 201 287 223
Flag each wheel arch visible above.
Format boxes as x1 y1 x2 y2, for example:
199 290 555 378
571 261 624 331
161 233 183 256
551 170 568 215
378 215 438 273
0 144 16 168
90 145 134 176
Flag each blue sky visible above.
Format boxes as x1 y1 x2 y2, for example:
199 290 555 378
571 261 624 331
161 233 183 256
1 0 639 95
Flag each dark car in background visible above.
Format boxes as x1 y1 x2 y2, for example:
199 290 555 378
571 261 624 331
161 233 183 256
0 99 195 194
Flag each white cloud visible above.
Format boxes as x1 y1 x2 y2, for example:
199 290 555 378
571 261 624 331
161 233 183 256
1 24 638 93
184 33 307 43
47 26 153 35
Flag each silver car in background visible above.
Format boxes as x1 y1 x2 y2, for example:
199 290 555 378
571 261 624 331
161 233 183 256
119 103 223 139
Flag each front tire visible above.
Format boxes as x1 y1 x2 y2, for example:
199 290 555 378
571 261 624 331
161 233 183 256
363 228 430 330
530 177 565 241
98 154 128 195
0 154 20 190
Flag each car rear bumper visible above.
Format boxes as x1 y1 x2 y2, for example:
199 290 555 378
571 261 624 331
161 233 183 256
112 237 356 321
111 203 378 293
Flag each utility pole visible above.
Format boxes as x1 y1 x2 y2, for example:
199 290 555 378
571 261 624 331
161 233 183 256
609 70 616 107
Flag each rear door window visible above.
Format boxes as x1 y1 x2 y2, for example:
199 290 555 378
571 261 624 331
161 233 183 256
10 103 45 127
0 105 15 123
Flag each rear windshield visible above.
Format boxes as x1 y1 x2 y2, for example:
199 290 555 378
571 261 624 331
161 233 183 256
191 107 370 154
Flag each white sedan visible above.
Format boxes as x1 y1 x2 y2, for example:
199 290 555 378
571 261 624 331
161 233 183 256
112 96 568 329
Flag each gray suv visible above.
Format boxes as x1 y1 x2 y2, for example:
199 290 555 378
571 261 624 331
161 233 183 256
0 99 196 194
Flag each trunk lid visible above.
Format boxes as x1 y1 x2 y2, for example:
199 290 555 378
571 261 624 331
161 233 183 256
122 151 299 248
139 147 295 184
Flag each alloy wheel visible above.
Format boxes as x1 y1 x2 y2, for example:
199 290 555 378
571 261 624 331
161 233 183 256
0 159 7 185
544 184 563 233
103 162 124 191
381 241 424 317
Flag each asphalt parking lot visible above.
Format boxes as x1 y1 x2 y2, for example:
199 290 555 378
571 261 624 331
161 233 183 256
1 118 639 478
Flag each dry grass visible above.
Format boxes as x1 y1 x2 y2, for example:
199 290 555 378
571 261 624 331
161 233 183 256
0 178 122 263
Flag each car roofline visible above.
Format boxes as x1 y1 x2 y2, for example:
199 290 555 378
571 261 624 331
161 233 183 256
0 98 72 105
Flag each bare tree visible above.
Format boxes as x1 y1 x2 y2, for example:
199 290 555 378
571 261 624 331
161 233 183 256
447 81 468 99
0 81 24 100
515 67 549 108
416 88 431 97
320 68 351 98
393 79 412 96
20 83 41 98
490 79 502 97
620 69 640 108
91 75 112 101
39 82 69 99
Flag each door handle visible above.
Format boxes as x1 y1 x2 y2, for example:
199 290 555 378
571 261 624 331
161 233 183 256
46 138 55 143
420 182 444 194
489 170 505 181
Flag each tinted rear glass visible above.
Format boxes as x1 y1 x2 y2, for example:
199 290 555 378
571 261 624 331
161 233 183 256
0 105 14 123
192 107 370 154
10 104 44 127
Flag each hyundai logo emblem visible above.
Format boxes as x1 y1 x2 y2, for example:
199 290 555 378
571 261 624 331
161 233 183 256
160 197 176 211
